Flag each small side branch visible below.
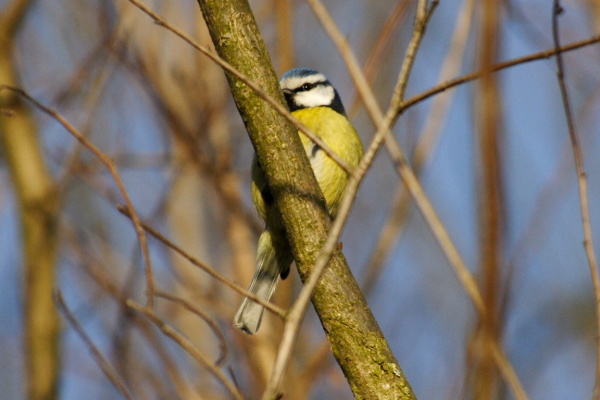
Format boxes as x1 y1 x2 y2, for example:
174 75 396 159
0 86 157 308
55 291 137 400
551 3 600 399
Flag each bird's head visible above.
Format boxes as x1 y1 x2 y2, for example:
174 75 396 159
280 68 346 115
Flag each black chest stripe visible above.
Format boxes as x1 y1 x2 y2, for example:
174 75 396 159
310 143 321 159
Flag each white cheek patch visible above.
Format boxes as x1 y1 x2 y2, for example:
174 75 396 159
295 85 334 108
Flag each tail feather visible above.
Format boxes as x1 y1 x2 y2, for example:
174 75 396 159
233 230 282 334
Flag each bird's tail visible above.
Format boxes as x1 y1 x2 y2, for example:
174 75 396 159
233 230 281 334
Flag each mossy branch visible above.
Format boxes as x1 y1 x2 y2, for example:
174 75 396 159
196 0 416 398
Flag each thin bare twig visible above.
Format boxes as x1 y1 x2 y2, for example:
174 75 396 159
362 0 475 295
287 0 529 398
55 291 137 400
155 290 228 366
491 342 529 400
116 204 286 317
126 299 245 400
348 0 411 116
391 0 438 106
0 85 156 308
125 0 353 174
400 33 600 114
262 0 432 397
551 3 600 399
64 227 203 399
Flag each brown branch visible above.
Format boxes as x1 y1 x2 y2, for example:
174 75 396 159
155 290 228 366
400 33 600 113
551 4 600 399
0 0 34 37
116 204 286 317
0 86 157 307
307 0 530 397
0 15 60 399
55 291 137 400
125 0 353 175
126 299 245 400
191 0 416 398
469 0 504 397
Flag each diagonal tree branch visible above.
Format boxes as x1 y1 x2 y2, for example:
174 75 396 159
193 0 416 398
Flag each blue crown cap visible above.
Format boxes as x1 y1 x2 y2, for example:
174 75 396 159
281 67 320 80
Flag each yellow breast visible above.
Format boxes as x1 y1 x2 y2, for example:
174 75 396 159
294 107 363 217
251 106 363 220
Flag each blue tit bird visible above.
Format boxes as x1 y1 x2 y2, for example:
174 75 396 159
233 68 364 334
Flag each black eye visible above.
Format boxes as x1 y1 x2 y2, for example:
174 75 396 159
299 83 312 91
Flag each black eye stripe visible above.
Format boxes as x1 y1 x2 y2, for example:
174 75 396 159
294 81 328 93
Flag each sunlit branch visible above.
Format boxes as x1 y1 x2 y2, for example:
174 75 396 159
261 0 433 397
299 0 531 398
125 0 353 174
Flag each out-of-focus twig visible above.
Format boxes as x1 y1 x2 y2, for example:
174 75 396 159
0 85 156 307
361 0 475 295
126 299 245 400
469 0 504 397
116 204 286 317
64 226 201 399
55 291 137 400
0 4 59 398
125 0 353 174
551 3 600 399
491 342 528 400
348 0 410 116
1 0 34 37
155 290 228 366
275 0 294 72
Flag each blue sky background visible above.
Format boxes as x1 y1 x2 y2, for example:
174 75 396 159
1 0 600 399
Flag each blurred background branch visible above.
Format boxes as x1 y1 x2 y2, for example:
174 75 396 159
0 1 60 400
467 0 505 398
